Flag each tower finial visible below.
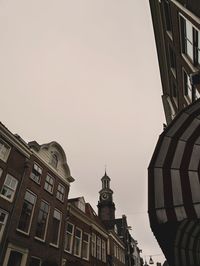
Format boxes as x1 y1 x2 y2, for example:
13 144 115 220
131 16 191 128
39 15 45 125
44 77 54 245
105 164 107 175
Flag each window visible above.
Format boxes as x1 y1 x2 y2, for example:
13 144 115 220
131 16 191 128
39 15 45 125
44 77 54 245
56 183 65 202
0 139 11 162
44 175 54 194
180 15 199 65
74 228 82 257
183 70 193 102
91 233 96 257
77 198 85 212
0 209 8 242
18 191 36 234
64 223 74 253
103 179 109 189
50 209 61 246
30 163 42 184
114 243 117 257
3 244 28 266
7 251 23 266
163 0 172 33
102 240 106 262
29 257 41 266
50 153 58 169
97 237 101 260
1 174 18 202
82 233 90 260
35 201 49 240
169 46 176 77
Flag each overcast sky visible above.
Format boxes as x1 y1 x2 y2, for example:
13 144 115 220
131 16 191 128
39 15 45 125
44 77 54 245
0 0 165 264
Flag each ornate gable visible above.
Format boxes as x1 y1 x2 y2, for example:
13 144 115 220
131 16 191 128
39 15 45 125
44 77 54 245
28 141 74 183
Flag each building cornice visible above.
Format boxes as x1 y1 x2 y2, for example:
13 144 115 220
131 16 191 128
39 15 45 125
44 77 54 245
0 123 31 158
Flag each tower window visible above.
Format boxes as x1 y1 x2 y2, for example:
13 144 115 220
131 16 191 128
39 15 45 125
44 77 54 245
103 179 109 189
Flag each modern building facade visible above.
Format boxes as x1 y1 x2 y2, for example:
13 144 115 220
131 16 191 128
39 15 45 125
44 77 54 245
149 1 200 266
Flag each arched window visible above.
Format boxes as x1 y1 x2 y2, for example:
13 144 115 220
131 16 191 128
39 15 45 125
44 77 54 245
51 153 58 168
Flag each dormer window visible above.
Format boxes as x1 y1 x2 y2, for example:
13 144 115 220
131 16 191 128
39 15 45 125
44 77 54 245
77 198 85 212
50 153 58 169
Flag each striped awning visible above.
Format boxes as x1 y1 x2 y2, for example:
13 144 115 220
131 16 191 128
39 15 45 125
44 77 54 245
148 99 200 266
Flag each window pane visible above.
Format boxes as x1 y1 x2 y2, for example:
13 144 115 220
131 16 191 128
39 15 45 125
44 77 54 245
51 210 61 245
7 251 22 266
29 257 41 266
0 209 8 242
18 191 36 233
35 201 49 239
74 228 82 256
186 40 193 60
186 20 193 42
0 140 10 162
1 174 18 201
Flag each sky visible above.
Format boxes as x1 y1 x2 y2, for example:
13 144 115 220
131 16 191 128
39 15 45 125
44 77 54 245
0 0 165 264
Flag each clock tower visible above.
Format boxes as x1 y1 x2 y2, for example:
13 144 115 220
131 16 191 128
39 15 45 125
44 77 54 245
97 171 115 229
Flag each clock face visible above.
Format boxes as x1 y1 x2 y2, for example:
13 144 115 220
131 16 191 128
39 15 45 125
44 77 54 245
101 193 108 200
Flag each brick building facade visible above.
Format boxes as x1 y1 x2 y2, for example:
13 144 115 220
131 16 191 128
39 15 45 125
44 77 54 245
0 122 142 266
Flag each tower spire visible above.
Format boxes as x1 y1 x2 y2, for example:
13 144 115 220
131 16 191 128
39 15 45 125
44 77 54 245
98 170 115 229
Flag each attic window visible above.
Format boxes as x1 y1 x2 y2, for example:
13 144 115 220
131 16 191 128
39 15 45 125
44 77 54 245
50 153 58 169
78 199 85 213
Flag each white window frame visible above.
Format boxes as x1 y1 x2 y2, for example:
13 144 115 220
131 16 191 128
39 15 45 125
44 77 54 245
64 222 74 253
50 209 62 247
2 243 28 266
77 197 85 212
82 232 90 260
35 200 50 242
17 190 37 235
0 174 18 202
91 233 96 257
0 139 11 163
102 239 106 263
74 227 82 257
179 14 200 66
29 256 42 266
0 209 8 243
56 183 65 202
44 174 55 194
183 68 193 104
97 236 101 260
30 163 42 184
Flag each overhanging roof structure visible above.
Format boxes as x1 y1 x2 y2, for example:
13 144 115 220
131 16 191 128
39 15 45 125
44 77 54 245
148 99 200 266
